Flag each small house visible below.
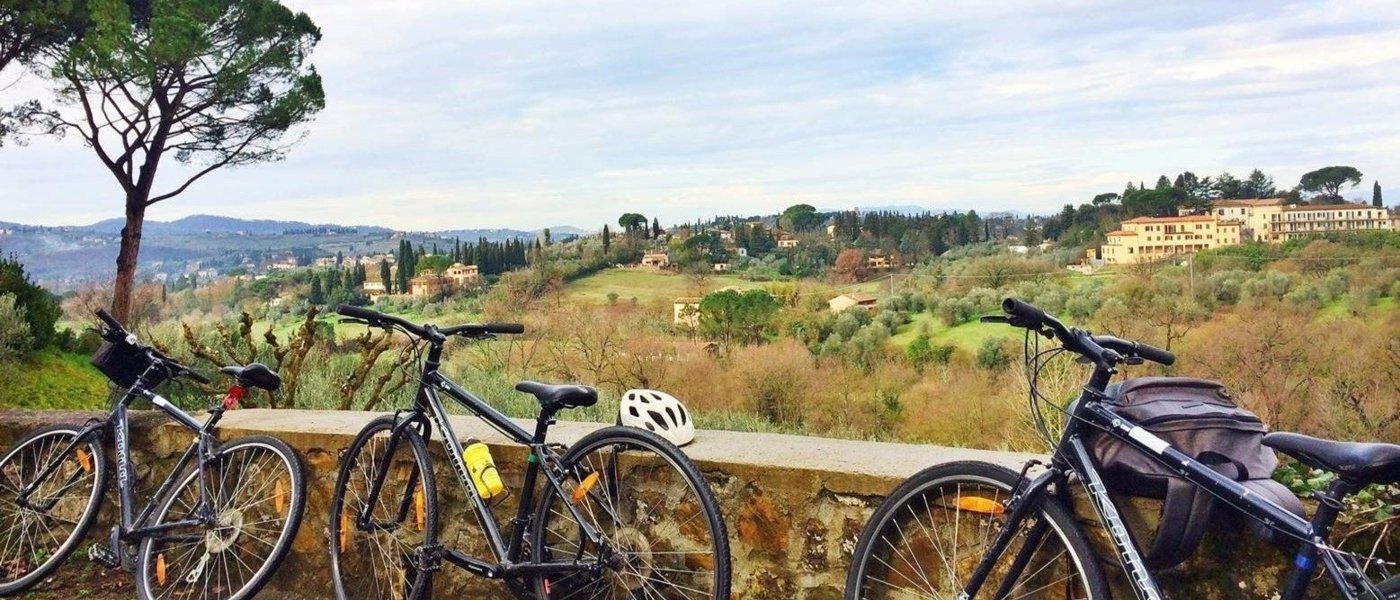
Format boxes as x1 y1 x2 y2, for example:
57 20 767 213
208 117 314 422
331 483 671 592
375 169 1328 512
641 253 670 269
828 293 879 314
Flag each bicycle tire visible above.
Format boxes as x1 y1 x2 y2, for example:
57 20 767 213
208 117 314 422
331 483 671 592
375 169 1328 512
328 415 438 600
0 424 108 596
135 435 306 600
530 425 731 600
845 460 1109 600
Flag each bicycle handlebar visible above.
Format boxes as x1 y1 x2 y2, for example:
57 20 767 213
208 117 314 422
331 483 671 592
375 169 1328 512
335 305 523 342
93 308 212 385
992 298 1175 369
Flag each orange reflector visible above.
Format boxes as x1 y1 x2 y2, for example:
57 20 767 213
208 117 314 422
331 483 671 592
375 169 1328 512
339 512 350 553
414 489 425 530
76 449 92 473
156 553 167 585
275 480 287 513
955 496 1005 515
571 472 600 505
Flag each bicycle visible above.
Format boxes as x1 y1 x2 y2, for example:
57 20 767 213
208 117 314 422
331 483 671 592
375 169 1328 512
0 309 307 599
844 297 1400 600
326 304 731 600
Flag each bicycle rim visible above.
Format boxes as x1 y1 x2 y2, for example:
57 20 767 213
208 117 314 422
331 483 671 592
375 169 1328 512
849 464 1103 599
0 426 106 594
329 418 436 600
532 427 729 600
138 437 304 600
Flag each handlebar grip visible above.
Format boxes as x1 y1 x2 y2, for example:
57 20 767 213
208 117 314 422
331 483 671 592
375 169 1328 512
336 304 379 321
485 323 525 335
1002 298 1047 327
94 308 125 333
1135 343 1176 367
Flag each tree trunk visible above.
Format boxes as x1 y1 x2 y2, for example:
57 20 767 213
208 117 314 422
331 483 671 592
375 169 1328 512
111 197 147 324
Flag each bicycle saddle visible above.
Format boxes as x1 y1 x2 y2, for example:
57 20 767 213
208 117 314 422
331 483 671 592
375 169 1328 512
1263 432 1400 485
515 381 598 411
220 363 283 392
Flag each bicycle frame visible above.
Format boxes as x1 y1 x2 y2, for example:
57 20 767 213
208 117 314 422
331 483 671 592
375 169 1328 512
357 343 607 580
963 365 1391 600
15 367 231 546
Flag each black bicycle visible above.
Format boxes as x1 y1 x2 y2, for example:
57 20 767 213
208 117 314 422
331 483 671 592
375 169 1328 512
0 309 307 599
845 298 1400 600
326 304 731 600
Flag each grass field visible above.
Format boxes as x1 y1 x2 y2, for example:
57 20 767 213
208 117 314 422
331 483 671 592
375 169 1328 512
0 350 111 411
1319 296 1396 317
888 313 1014 352
562 268 770 304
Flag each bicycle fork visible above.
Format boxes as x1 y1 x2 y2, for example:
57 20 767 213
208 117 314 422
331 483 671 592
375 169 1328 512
959 464 1058 600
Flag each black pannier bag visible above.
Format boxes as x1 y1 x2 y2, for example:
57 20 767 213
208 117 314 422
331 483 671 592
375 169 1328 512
1090 377 1305 570
91 339 162 390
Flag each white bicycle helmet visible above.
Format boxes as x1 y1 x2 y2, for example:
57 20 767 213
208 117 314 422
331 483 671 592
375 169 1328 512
619 389 695 446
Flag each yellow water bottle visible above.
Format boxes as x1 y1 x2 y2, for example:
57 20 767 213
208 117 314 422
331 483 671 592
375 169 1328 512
462 438 505 499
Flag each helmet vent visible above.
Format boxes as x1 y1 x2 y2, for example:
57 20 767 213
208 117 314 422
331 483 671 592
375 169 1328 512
647 410 671 431
629 406 640 417
665 407 677 424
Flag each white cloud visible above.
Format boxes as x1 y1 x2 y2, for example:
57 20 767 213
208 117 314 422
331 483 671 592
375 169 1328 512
2 0 1399 230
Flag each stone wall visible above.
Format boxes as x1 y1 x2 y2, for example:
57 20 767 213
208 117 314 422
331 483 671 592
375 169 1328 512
0 409 1324 599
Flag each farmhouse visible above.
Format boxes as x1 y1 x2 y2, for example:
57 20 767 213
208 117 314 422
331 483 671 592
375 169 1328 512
777 239 800 249
641 253 670 269
409 274 452 297
445 263 480 288
828 293 878 313
673 298 701 327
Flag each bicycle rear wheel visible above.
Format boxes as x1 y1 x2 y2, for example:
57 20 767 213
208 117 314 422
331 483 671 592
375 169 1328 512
328 415 438 600
531 425 730 600
845 460 1108 600
0 424 107 595
136 435 306 600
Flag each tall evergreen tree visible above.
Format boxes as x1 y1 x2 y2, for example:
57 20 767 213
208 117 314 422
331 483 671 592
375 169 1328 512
1375 181 1384 208
651 218 663 239
380 261 393 294
602 225 612 254
308 276 324 305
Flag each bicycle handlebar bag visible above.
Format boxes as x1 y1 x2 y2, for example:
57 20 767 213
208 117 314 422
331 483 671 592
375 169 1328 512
1090 377 1304 570
91 340 162 390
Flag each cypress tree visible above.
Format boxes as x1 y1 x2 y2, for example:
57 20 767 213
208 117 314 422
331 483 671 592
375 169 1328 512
380 261 393 294
602 224 612 254
308 276 324 305
1375 181 1384 208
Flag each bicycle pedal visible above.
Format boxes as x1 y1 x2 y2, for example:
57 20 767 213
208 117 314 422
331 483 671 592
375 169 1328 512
87 543 120 569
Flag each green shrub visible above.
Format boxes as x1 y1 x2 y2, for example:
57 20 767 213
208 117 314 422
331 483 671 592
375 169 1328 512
975 337 1012 371
0 294 32 360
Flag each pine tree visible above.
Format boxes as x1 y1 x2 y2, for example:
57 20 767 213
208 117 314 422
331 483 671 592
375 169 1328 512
1375 181 1384 208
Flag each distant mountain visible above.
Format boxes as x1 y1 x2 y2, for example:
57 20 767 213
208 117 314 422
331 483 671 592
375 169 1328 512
85 215 393 236
820 205 956 216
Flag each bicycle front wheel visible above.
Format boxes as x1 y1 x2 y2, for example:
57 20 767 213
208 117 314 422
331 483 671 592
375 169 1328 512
328 415 438 600
845 460 1108 600
531 426 730 600
136 435 306 600
0 424 107 595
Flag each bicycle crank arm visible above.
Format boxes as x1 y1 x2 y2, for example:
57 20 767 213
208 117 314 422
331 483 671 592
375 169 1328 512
503 559 605 578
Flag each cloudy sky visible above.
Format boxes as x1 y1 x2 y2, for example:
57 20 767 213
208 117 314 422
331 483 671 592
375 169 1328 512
2 0 1398 231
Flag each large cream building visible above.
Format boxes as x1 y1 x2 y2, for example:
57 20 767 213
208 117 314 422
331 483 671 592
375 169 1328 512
1187 199 1391 243
1101 215 1242 265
